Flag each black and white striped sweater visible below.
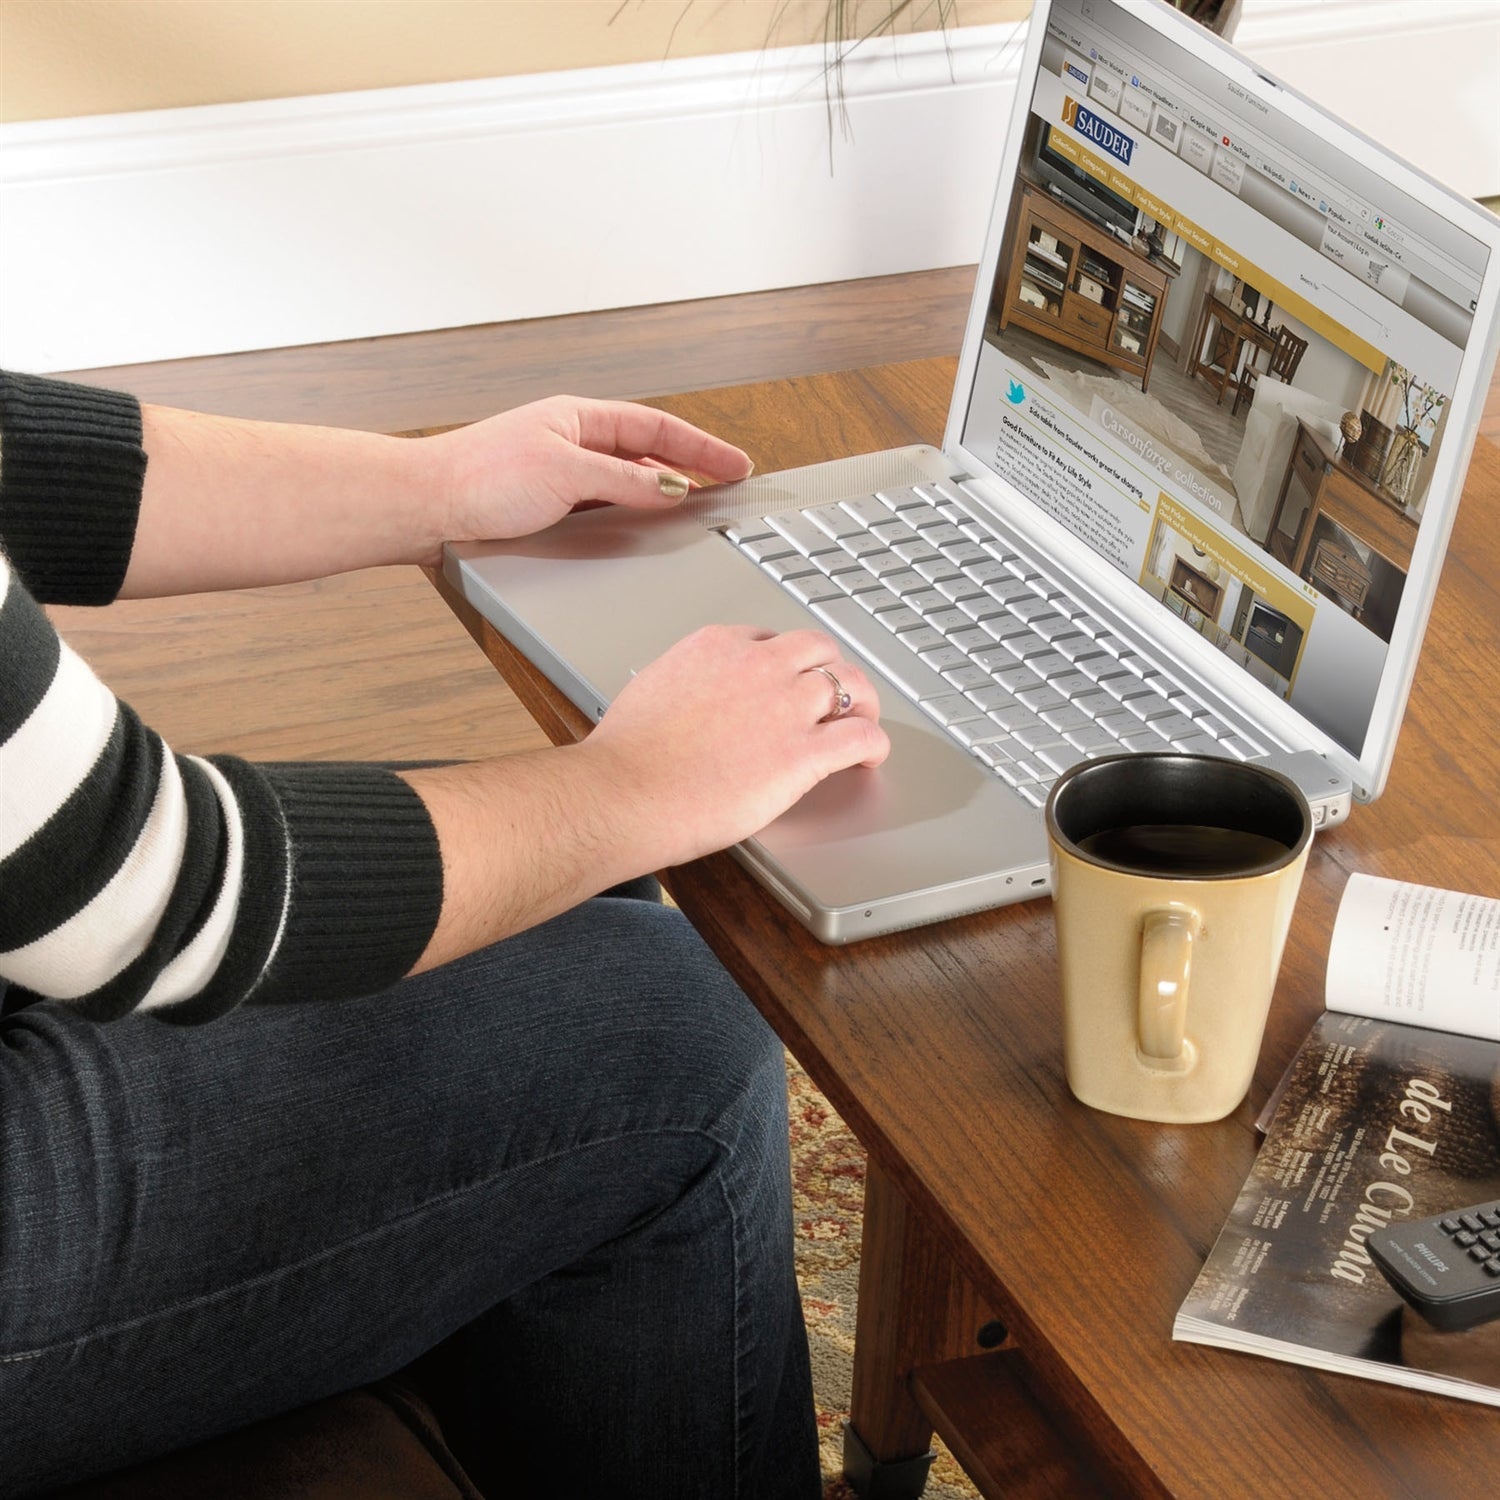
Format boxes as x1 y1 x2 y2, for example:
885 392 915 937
0 371 444 1022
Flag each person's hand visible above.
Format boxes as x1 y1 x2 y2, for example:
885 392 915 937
579 624 890 871
421 395 754 547
398 623 888 971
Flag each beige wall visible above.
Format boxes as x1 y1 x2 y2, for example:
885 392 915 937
0 0 1031 122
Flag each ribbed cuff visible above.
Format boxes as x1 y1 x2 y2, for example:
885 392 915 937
0 371 147 605
248 762 445 1006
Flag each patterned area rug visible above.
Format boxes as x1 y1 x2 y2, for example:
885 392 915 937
786 1053 979 1500
1035 357 1229 481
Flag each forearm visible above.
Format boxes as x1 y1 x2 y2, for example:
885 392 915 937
398 745 657 975
122 405 443 597
2 378 750 602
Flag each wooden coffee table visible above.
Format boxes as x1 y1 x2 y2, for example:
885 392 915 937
431 358 1500 1497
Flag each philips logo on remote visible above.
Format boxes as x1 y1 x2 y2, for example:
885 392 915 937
1416 1242 1450 1273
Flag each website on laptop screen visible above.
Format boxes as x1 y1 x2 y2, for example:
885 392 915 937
962 0 1489 759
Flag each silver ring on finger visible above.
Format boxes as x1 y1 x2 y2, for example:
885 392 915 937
807 665 853 722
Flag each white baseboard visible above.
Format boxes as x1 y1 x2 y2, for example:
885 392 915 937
1 2 1492 373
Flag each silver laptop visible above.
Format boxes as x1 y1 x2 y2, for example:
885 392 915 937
446 0 1500 943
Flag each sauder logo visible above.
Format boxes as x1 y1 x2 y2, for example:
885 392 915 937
1062 96 1134 167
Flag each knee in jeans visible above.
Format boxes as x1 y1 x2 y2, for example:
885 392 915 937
567 898 785 1135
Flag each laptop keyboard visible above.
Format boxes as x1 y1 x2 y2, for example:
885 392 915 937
724 482 1265 807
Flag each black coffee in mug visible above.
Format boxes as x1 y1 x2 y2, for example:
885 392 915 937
1076 824 1292 877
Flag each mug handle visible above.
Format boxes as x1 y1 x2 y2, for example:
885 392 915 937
1137 907 1201 1064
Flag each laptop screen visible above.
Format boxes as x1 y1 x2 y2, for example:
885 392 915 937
960 0 1492 772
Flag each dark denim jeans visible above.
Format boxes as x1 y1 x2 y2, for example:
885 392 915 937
0 887 820 1498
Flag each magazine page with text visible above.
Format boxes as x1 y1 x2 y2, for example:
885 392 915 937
1327 876 1500 1043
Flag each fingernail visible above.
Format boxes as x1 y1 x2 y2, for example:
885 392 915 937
657 471 691 499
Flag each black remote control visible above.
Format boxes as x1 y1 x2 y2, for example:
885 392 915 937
1368 1199 1500 1332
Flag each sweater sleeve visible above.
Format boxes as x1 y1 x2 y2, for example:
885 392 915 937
0 373 444 1021
0 370 148 605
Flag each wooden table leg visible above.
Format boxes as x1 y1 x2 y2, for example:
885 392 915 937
1188 297 1210 386
845 1162 1001 1498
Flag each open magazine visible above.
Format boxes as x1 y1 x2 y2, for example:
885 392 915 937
1174 875 1500 1405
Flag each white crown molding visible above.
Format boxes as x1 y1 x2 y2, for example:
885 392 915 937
0 6 1491 372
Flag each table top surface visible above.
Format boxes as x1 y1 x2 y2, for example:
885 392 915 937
1296 416 1418 516
450 359 1500 1497
1203 291 1276 343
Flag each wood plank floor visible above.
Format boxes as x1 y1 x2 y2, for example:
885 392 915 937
57 268 977 433
47 268 1500 775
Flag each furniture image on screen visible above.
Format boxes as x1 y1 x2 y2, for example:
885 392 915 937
1189 292 1274 408
997 184 1172 391
1167 556 1223 620
1230 375 1348 544
1266 418 1418 579
1232 324 1308 417
1235 594 1304 678
1307 537 1372 617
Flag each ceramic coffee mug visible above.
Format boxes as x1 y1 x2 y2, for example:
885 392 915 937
1044 753 1313 1124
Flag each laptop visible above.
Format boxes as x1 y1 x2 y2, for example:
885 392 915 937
445 0 1500 943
